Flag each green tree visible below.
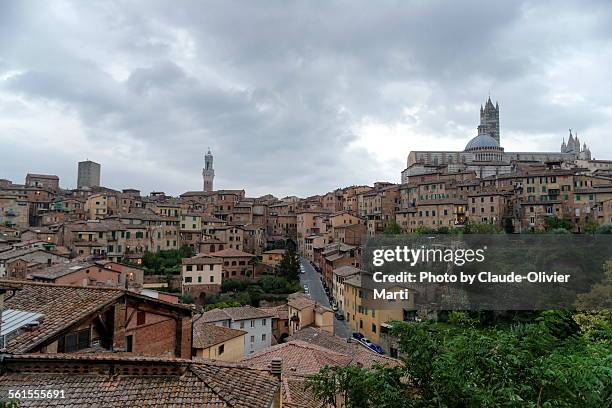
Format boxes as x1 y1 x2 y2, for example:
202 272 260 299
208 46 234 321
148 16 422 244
179 292 194 304
307 365 410 408
307 313 612 407
278 243 300 281
596 224 612 234
204 300 242 311
544 217 573 231
383 221 402 235
463 222 502 234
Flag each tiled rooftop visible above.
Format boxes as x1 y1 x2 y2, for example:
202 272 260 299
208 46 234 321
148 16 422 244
286 327 401 369
332 265 362 277
200 305 273 323
209 248 255 258
192 321 246 349
182 254 224 265
240 340 351 376
27 261 104 280
1 280 124 353
0 354 279 407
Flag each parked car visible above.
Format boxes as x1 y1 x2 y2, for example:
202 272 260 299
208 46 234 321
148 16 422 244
359 338 385 354
335 312 345 320
368 343 385 354
352 332 364 341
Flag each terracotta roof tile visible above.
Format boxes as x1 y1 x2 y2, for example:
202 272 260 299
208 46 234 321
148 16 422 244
0 354 279 407
192 321 246 349
200 306 273 323
210 248 255 258
283 376 319 408
1 280 124 353
240 340 352 376
287 327 401 369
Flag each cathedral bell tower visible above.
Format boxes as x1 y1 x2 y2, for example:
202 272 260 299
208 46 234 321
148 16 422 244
480 96 500 143
202 149 214 192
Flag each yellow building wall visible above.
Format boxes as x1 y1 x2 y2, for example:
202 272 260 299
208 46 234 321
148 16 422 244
195 335 245 362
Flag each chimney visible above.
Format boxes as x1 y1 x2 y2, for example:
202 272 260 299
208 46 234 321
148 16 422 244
270 357 282 377
270 358 283 408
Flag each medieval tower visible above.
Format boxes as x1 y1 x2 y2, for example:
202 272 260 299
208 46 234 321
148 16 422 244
202 149 215 192
480 96 500 143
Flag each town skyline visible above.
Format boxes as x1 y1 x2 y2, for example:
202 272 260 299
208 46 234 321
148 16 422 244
3 1 612 197
0 99 608 198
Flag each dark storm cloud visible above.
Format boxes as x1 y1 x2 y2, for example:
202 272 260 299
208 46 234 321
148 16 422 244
1 0 612 196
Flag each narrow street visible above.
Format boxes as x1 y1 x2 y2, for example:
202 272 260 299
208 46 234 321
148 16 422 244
299 258 352 339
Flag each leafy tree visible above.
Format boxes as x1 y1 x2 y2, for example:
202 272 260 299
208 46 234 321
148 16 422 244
307 313 612 407
383 221 402 235
179 292 194 304
575 260 612 310
544 217 573 231
307 365 410 408
596 224 612 234
221 279 245 293
583 220 600 234
277 243 300 281
549 227 571 234
463 222 502 234
204 300 242 311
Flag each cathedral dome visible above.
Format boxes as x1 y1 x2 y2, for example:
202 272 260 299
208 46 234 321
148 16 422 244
465 134 500 151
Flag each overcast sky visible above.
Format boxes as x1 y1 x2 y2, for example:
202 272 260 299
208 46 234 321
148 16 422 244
1 1 612 197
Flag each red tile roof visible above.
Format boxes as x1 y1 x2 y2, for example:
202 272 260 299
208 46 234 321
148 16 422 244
2 280 124 353
0 280 191 354
0 354 279 407
193 322 246 349
240 340 352 376
210 248 255 258
286 327 401 369
200 306 273 323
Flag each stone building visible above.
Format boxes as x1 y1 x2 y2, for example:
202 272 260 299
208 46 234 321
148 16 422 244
401 97 592 182
77 160 101 188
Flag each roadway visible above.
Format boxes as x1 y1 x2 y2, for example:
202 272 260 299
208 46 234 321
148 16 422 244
299 258 352 339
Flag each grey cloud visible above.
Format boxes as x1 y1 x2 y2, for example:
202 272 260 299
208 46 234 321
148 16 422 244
1 0 612 196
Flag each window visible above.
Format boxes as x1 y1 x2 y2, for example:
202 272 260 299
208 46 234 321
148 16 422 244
372 323 377 333
262 334 266 341
184 277 192 283
58 329 91 352
250 320 255 327
240 321 245 329
218 344 225 355
250 335 255 343
210 275 214 283
262 319 267 326
125 335 133 352
186 265 193 272
137 311 146 325
198 276 202 283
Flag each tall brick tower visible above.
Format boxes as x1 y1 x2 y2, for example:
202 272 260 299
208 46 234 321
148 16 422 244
202 149 214 192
